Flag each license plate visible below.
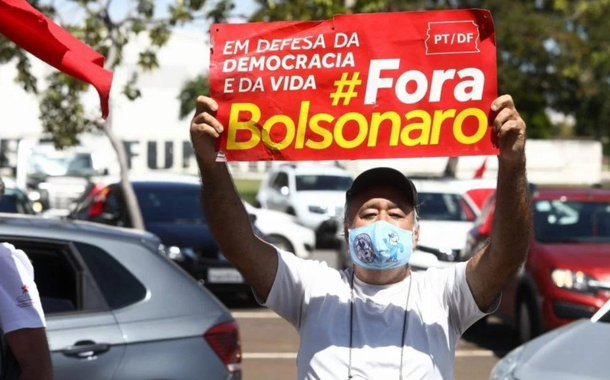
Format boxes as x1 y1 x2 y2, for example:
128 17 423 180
207 268 244 284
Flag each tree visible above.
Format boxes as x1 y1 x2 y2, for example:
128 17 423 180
0 0 214 229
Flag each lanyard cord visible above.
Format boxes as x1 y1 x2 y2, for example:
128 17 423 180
348 269 413 380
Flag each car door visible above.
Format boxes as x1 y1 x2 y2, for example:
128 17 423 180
267 171 291 212
3 238 125 380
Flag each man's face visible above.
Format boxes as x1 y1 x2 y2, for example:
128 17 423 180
346 185 416 231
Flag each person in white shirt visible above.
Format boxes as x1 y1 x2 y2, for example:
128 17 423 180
189 94 530 380
0 176 53 380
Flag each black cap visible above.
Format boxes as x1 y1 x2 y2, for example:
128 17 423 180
346 167 419 213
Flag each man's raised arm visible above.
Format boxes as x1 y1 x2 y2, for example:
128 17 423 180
190 96 278 301
467 94 533 311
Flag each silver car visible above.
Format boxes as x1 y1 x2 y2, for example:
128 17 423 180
0 214 241 380
490 299 610 380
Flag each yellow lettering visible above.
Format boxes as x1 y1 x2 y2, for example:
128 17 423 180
400 110 432 146
334 112 368 149
295 101 310 149
262 115 295 150
368 112 401 147
430 109 456 145
453 108 487 144
306 113 334 150
227 103 261 150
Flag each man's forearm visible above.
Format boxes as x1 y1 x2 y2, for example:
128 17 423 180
490 155 532 271
197 159 259 259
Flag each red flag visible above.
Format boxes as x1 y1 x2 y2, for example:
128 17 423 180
473 157 488 179
0 0 113 118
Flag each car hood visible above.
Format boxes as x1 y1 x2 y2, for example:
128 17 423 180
294 191 346 209
145 222 220 256
417 220 474 250
515 320 610 380
536 243 610 279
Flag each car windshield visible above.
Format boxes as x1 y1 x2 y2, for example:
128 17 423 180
0 189 35 214
28 152 96 177
534 200 610 243
418 192 474 222
136 185 206 224
295 175 353 191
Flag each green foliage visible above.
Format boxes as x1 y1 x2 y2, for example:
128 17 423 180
0 0 212 149
178 75 210 119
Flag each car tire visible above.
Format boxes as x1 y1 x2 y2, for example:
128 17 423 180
517 294 540 343
266 234 295 254
286 207 296 216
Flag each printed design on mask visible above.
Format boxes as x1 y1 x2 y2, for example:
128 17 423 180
353 233 377 263
381 232 405 262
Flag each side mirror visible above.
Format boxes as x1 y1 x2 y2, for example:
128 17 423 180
280 186 290 196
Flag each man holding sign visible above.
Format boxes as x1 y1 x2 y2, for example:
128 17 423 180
192 10 531 380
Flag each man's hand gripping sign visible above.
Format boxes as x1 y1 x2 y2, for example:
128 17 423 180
209 9 498 161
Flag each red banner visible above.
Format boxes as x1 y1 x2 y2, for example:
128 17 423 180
210 10 498 161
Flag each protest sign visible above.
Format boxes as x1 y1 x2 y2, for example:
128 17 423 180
210 10 498 161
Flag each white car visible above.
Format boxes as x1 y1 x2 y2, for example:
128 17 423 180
244 202 315 258
256 164 354 231
409 178 481 270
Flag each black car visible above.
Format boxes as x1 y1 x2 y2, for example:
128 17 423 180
70 177 263 298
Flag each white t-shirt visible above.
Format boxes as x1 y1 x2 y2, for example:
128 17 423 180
0 243 46 334
260 250 496 380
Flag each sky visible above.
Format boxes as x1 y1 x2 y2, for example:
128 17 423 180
47 0 258 30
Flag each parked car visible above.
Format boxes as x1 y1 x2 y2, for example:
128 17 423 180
255 164 353 231
490 299 610 380
464 187 610 342
244 201 315 258
69 175 262 298
403 179 480 270
0 177 36 215
0 214 241 380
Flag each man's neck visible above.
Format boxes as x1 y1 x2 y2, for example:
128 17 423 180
353 265 410 285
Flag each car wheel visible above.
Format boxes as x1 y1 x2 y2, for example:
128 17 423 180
266 234 295 254
286 207 296 216
517 295 540 343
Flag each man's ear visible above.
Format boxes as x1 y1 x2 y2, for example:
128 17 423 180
412 225 420 250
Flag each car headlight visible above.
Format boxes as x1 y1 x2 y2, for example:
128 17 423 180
489 346 524 380
551 269 595 294
308 205 328 214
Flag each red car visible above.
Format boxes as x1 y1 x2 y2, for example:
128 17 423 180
463 187 610 342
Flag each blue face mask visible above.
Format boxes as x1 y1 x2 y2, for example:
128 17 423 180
348 221 414 270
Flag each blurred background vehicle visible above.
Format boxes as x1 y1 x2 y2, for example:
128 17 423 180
0 176 36 215
244 201 315 258
255 163 353 231
0 214 241 380
464 187 610 342
69 175 265 299
15 140 107 215
490 299 610 380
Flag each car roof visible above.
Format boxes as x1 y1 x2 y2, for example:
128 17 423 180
411 178 485 194
99 173 201 186
0 213 158 245
279 164 352 177
535 187 610 201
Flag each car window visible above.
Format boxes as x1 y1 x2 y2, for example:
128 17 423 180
418 192 475 222
0 189 35 214
272 172 289 190
77 242 147 310
534 200 610 243
136 185 206 224
6 241 80 315
295 175 353 191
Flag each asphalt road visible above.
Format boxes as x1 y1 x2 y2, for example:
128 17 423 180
225 250 520 380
